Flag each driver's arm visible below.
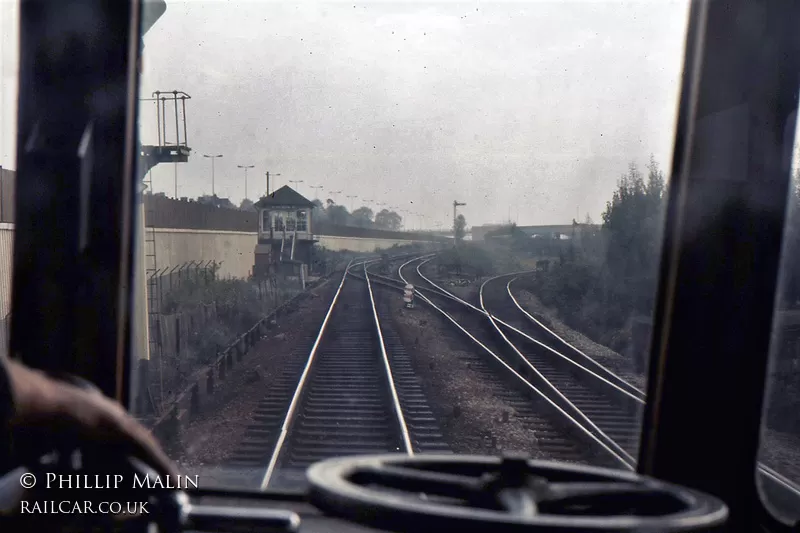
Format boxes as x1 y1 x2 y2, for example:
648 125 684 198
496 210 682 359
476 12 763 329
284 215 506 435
0 357 176 476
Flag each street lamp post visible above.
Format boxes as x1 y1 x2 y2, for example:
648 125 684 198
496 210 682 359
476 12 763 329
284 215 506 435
237 164 255 200
289 180 304 194
265 171 281 196
203 154 223 196
399 209 409 230
309 185 324 199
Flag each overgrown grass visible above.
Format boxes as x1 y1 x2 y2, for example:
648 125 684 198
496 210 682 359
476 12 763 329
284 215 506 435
515 263 644 355
162 278 267 366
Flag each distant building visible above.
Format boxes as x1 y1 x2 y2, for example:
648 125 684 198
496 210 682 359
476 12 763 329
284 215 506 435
253 186 317 278
472 224 505 242
472 222 598 242
196 195 236 209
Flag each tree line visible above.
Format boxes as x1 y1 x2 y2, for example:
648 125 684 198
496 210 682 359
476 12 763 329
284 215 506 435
518 156 667 362
519 155 799 433
310 199 404 231
149 192 407 231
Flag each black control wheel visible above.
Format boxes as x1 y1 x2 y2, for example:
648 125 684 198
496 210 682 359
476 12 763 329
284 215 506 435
307 454 728 533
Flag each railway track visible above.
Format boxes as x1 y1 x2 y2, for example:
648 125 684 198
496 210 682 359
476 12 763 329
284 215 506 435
502 271 800 519
385 256 631 467
404 258 643 461
408 257 800 518
504 275 644 393
228 261 449 491
480 274 641 464
222 251 798 516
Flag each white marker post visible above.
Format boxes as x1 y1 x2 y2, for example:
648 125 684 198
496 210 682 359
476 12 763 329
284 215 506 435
404 284 415 309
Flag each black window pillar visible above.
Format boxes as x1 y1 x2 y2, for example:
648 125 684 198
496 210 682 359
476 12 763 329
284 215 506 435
640 0 800 528
10 0 143 403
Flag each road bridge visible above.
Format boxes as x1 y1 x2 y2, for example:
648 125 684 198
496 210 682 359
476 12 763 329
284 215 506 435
472 223 584 241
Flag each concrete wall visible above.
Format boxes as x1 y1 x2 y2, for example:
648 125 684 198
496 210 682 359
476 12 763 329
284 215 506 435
0 224 436 317
0 171 15 223
153 229 437 273
0 224 13 350
0 225 258 320
151 228 257 279
317 234 432 253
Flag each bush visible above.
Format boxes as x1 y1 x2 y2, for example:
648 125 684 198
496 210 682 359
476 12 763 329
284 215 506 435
434 244 496 277
162 278 267 368
517 257 648 357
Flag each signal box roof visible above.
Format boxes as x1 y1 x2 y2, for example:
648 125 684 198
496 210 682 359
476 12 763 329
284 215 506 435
255 186 316 209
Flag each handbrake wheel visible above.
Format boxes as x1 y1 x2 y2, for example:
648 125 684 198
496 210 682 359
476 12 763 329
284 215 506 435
307 454 728 533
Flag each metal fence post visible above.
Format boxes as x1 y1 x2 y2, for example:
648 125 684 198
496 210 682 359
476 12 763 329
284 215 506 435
204 259 214 285
183 260 194 285
157 266 169 316
168 264 180 294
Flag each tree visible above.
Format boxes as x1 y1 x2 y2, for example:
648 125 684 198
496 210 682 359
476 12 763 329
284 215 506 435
197 195 236 209
454 214 467 242
239 198 256 211
375 209 402 230
351 206 374 228
600 156 666 312
311 199 327 223
327 205 350 225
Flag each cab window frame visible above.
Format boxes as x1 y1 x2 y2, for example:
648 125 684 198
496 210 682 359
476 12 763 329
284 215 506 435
7 1 800 531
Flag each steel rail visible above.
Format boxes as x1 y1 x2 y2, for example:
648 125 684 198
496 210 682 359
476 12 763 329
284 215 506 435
363 263 415 455
405 282 632 468
377 258 631 467
408 262 644 404
506 274 646 398
259 262 353 489
478 276 636 467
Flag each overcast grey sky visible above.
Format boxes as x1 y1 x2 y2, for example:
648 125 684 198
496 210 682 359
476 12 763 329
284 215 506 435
0 1 17 175
2 1 690 228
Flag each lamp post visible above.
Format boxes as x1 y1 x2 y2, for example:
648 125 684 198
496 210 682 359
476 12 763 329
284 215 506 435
289 180 304 194
203 154 223 196
309 185 324 199
265 171 281 196
399 208 409 230
237 164 255 200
